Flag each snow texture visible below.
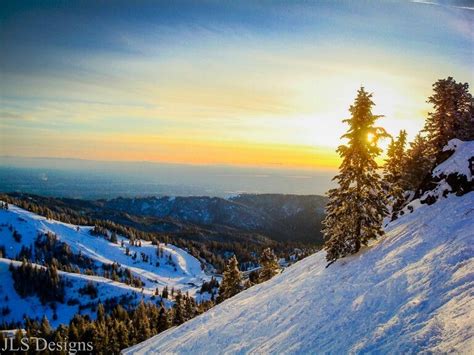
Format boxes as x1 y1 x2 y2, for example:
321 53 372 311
434 139 474 180
0 205 211 326
125 144 474 354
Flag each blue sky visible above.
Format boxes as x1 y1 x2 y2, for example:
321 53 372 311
1 0 473 168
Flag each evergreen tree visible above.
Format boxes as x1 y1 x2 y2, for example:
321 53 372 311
106 321 120 354
217 255 242 302
172 291 185 326
133 301 152 341
323 88 389 264
93 310 108 355
424 77 473 156
40 315 52 337
10 261 65 304
52 326 68 355
161 286 169 299
68 322 79 342
383 130 408 219
258 248 280 283
115 319 130 350
185 293 198 321
460 96 474 140
402 134 432 192
97 303 106 323
156 306 170 333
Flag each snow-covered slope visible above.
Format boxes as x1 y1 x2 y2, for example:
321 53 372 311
125 192 474 354
125 141 474 354
0 204 209 293
0 205 211 326
0 258 155 327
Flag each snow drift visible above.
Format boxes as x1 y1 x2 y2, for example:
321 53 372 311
124 140 474 354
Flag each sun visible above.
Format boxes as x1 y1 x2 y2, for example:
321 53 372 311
367 133 390 155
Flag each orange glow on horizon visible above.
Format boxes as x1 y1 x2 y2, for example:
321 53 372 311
1 132 341 170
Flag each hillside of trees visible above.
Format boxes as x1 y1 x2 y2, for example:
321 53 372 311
323 76 473 264
0 193 321 273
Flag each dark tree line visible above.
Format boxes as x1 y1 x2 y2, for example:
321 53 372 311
200 277 219 298
4 230 147 288
1 297 214 354
101 262 145 288
10 260 65 305
216 248 281 304
34 232 96 273
78 282 99 299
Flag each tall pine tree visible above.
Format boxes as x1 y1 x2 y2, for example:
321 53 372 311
383 130 408 219
402 134 432 192
157 306 170 332
323 88 388 265
461 96 474 140
424 77 473 156
217 255 242 303
399 78 473 197
258 248 280 283
172 291 185 326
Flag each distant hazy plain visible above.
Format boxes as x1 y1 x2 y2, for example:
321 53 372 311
0 157 335 199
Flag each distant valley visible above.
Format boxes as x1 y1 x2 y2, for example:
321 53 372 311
101 194 327 244
1 193 327 272
0 159 335 199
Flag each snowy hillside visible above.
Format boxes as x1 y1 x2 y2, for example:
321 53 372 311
125 142 474 354
0 205 211 326
0 258 157 327
0 204 209 292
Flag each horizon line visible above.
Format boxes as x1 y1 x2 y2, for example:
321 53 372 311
0 155 339 172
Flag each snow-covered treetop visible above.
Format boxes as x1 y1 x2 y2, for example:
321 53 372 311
401 139 473 213
433 139 474 180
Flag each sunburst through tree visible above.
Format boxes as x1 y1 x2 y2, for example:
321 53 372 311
323 87 390 265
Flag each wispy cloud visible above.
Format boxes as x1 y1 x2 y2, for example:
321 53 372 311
410 0 474 11
1 1 472 168
0 111 32 121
